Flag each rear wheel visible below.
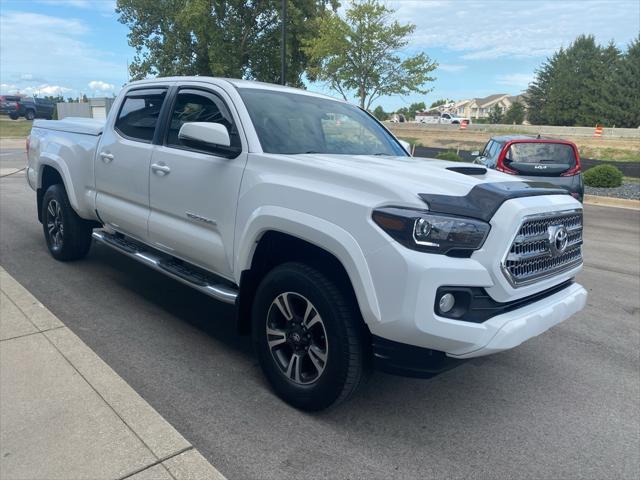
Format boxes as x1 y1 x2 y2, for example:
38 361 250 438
42 184 93 261
252 262 369 411
9 113 18 120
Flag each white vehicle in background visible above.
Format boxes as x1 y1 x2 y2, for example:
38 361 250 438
416 112 471 125
26 77 586 411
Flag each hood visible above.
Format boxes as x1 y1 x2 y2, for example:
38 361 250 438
285 153 517 199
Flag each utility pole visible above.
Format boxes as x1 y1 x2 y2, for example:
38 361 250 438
281 0 287 85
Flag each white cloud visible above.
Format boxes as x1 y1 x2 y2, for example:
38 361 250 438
89 80 115 92
0 83 71 96
0 11 124 97
392 0 639 60
496 73 535 89
438 64 467 72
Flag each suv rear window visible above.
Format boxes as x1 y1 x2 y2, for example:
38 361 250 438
506 142 576 166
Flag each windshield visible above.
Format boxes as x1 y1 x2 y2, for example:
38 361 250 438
506 142 576 167
238 88 406 156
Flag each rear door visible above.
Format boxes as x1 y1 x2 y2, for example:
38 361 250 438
95 87 168 241
502 141 582 198
147 85 246 278
504 141 578 177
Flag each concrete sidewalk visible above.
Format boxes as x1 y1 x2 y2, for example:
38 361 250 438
0 267 225 480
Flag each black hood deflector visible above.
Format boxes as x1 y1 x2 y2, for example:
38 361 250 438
419 181 569 222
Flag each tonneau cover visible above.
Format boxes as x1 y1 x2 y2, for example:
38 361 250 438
33 117 105 136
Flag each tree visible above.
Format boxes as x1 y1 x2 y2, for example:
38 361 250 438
372 105 388 121
304 0 437 109
116 0 338 86
488 107 503 124
606 37 639 128
430 98 452 108
526 35 638 127
407 101 426 120
503 102 525 124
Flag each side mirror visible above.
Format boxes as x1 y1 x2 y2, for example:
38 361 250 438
178 122 231 148
398 139 411 154
471 150 480 156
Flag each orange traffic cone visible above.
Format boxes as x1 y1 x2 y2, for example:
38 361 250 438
459 120 468 130
594 125 603 137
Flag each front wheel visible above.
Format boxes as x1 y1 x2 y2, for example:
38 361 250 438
42 184 93 261
252 262 369 411
25 110 35 120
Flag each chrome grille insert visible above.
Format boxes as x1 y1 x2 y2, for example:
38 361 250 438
502 210 583 287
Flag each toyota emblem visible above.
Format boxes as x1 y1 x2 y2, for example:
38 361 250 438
548 225 569 256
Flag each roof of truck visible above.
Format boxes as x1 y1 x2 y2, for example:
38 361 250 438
126 76 342 102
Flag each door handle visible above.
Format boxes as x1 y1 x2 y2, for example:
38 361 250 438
151 163 171 175
99 152 114 163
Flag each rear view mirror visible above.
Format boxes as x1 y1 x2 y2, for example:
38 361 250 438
178 122 231 148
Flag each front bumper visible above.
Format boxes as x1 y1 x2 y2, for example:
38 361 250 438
363 195 586 360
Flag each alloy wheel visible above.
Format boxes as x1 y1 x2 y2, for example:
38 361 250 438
46 199 64 249
266 292 328 385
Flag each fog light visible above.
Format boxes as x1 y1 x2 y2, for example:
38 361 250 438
439 293 455 313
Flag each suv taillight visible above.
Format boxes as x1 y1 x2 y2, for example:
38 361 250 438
561 151 581 176
496 149 517 175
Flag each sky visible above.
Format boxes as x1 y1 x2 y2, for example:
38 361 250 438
0 0 638 111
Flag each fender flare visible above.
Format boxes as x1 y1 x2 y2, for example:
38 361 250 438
235 206 383 326
37 154 81 214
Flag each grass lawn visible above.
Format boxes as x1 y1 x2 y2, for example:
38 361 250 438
0 117 33 138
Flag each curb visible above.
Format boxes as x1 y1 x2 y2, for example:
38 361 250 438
0 266 226 480
583 194 640 210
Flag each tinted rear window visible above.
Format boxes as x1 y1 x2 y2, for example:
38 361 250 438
506 142 576 167
115 89 166 142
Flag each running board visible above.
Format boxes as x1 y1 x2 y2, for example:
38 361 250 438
92 230 238 304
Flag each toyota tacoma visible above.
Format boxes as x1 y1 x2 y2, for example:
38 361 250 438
26 77 587 410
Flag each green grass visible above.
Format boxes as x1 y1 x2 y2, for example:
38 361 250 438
0 117 32 138
579 147 640 162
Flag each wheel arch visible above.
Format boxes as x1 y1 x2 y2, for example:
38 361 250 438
37 161 78 223
235 209 382 335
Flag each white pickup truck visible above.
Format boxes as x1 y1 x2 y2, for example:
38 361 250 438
416 112 471 125
27 77 587 410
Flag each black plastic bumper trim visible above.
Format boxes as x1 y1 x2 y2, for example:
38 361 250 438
371 336 465 378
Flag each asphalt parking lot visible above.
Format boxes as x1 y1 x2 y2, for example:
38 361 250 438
1 148 639 480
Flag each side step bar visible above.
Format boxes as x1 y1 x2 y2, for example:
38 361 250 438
92 230 238 304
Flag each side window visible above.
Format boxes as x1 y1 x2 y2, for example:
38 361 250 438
115 89 167 143
481 141 493 156
166 89 241 156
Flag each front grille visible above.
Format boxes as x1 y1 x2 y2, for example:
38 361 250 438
502 210 583 286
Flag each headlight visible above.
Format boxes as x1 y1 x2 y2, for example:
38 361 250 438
372 207 490 256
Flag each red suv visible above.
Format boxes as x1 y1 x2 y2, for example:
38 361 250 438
473 135 583 202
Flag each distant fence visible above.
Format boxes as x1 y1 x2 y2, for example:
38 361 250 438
56 103 91 119
389 122 640 139
412 146 640 177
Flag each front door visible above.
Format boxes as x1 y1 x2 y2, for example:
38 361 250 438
148 86 247 280
95 88 167 241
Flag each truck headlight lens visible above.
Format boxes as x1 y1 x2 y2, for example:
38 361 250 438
372 207 490 255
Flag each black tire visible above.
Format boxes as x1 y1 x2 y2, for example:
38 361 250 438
9 113 18 120
252 262 369 411
42 184 93 261
25 110 35 120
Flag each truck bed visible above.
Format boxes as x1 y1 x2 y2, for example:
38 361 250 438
33 117 105 136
